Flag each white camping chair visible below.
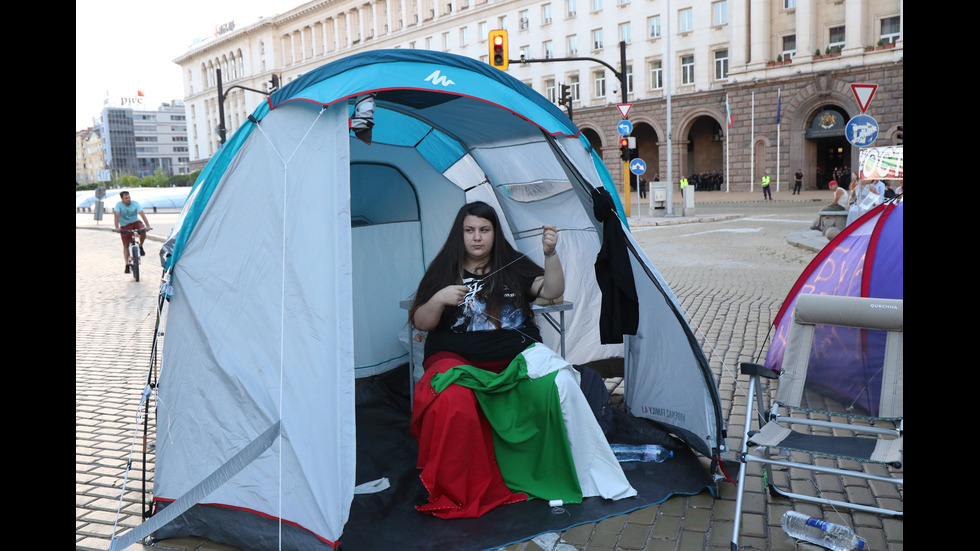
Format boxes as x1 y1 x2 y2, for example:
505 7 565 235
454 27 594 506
731 294 903 550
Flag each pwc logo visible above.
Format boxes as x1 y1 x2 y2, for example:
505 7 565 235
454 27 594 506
424 70 456 87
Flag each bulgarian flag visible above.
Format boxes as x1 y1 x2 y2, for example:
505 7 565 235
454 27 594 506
726 96 734 128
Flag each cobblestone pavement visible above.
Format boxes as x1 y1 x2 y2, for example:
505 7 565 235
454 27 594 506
76 194 902 550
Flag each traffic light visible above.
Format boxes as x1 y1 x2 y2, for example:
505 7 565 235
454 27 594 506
896 125 903 145
559 84 571 106
489 30 509 70
620 137 630 161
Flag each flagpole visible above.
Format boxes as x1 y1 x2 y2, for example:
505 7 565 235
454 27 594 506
750 91 755 193
725 93 730 192
776 89 781 192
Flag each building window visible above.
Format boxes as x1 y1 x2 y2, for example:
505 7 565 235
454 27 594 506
498 15 508 30
566 0 576 18
542 3 552 24
544 40 554 58
712 1 727 26
460 27 469 46
619 22 631 44
714 49 729 80
625 63 633 94
649 59 663 89
569 74 580 100
679 8 693 33
479 21 488 41
520 45 530 60
829 25 845 50
545 78 556 103
594 70 606 97
592 0 602 12
443 32 450 50
519 10 530 30
567 34 578 55
681 55 694 85
648 15 661 39
782 35 796 60
783 0 796 8
881 16 900 44
592 28 603 50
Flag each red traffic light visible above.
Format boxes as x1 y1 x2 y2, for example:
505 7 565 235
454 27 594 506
619 137 629 147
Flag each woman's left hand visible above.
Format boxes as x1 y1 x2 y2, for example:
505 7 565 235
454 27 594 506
541 225 558 256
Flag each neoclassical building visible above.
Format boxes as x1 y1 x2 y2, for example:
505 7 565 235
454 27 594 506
174 0 902 193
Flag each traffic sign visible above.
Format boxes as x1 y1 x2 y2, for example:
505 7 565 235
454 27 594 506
629 159 647 175
850 83 877 114
845 114 879 147
617 120 633 136
617 104 632 118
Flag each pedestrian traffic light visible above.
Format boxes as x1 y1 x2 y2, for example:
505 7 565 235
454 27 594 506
489 30 509 70
620 137 630 161
896 125 903 145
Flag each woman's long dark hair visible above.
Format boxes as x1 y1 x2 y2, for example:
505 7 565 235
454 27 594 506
410 201 543 328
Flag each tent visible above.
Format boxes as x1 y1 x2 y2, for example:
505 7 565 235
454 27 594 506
121 50 725 550
764 199 903 414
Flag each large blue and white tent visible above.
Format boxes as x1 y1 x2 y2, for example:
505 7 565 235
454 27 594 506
124 50 725 550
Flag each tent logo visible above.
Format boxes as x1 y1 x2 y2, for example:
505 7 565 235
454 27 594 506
424 70 456 87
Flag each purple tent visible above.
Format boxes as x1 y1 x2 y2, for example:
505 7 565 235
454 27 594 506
765 200 903 416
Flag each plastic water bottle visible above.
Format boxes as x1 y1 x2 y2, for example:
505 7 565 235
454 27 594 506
609 444 672 463
780 511 866 551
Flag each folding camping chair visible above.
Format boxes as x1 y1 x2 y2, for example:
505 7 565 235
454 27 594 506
731 294 903 550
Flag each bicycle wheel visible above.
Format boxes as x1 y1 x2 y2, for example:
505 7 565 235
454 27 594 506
130 243 141 282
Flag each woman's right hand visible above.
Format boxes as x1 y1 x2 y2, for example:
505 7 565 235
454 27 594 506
433 285 470 307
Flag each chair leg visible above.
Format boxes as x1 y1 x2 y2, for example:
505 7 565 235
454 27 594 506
730 375 759 551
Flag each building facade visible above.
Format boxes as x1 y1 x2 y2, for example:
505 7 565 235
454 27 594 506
174 0 903 192
93 100 191 181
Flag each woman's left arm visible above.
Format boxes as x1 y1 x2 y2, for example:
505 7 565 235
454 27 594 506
532 225 565 300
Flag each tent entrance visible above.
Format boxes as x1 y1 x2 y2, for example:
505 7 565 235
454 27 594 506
350 162 424 377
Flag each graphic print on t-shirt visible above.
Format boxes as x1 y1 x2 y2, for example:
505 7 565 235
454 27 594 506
451 275 526 332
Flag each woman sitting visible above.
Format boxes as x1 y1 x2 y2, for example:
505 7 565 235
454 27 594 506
409 201 635 519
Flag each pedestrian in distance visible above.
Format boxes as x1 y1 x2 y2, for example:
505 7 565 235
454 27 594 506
761 172 772 200
793 168 803 195
113 191 152 273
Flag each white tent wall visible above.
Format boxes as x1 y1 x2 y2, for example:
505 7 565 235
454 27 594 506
155 102 355 547
624 243 723 458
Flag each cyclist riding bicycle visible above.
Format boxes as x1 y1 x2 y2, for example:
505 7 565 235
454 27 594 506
113 191 153 274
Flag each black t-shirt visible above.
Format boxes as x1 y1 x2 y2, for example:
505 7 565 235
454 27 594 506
423 269 541 363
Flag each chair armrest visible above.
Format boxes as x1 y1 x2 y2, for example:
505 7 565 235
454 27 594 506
740 362 780 379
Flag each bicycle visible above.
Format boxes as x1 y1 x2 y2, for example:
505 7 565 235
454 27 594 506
121 228 146 282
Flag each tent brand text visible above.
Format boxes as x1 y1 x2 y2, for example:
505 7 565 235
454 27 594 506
870 304 898 309
641 406 686 422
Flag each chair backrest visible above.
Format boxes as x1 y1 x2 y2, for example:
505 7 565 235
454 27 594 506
776 294 903 419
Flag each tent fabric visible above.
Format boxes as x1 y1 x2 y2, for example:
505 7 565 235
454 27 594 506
154 102 355 547
148 50 724 550
766 200 903 374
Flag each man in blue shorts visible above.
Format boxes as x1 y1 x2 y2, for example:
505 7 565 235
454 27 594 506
113 191 152 273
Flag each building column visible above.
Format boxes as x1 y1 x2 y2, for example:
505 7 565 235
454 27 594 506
843 0 868 55
795 0 816 61
729 0 749 68
747 0 770 69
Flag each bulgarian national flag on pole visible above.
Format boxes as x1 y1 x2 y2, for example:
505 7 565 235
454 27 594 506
726 96 734 128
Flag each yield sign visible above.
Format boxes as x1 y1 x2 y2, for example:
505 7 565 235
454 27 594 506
851 83 877 114
617 104 632 118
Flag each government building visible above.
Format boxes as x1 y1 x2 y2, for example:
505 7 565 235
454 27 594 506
173 0 902 193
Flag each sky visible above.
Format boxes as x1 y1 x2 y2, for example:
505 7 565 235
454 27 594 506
76 0 302 130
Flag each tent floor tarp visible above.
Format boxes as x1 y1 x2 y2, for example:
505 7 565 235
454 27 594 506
342 366 715 551
151 366 715 551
